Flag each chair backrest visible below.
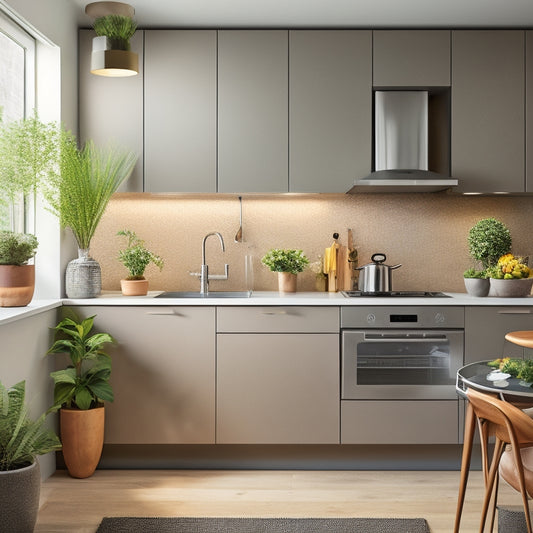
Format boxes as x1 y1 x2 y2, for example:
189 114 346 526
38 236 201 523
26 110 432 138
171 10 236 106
466 388 533 447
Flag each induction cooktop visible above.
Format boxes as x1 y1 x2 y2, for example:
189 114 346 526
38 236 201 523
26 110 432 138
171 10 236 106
341 291 450 298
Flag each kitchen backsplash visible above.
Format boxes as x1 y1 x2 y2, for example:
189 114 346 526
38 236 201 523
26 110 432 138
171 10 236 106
91 193 533 293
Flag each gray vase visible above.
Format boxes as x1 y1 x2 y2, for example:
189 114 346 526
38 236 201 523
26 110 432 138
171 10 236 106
0 461 40 532
464 277 490 297
65 248 101 298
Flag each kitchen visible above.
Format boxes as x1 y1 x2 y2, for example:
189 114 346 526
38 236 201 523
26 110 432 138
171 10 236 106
2 1 533 532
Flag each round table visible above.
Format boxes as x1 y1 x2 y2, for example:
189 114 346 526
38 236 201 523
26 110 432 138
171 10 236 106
454 360 533 533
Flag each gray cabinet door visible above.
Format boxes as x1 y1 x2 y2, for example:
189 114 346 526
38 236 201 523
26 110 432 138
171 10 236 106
465 307 533 364
527 31 533 192
218 30 288 193
66 306 216 444
78 30 144 192
144 31 217 192
373 30 450 87
289 30 372 192
452 30 525 193
217 333 339 444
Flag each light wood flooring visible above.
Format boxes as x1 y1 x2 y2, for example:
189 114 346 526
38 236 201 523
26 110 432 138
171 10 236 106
34 469 524 532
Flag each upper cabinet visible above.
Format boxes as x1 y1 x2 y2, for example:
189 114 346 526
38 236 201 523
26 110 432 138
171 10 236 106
218 30 289 193
78 30 144 192
144 30 217 193
527 31 533 192
373 30 451 87
452 30 525 193
289 30 372 193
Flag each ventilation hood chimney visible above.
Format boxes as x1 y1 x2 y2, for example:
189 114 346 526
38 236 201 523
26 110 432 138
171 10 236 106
348 91 458 193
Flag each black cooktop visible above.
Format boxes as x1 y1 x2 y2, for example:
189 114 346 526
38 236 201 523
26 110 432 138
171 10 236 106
341 291 450 298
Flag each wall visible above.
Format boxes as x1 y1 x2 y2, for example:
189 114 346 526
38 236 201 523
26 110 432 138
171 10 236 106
91 193 533 294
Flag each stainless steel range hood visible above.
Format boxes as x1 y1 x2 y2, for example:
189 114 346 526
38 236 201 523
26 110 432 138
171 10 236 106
349 91 458 193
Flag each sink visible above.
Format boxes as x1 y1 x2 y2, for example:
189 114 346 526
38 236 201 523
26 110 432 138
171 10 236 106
155 291 252 298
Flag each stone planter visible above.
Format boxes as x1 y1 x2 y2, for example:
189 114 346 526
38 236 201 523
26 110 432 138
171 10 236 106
0 264 35 307
65 249 101 299
464 277 490 297
489 277 533 298
0 461 40 532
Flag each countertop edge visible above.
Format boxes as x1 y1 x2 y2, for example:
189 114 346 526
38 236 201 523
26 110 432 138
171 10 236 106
3 291 533 326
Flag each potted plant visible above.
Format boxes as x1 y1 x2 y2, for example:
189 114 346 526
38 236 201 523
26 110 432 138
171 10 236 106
465 218 512 297
487 254 533 297
0 231 38 307
47 313 115 478
44 135 137 298
261 248 309 293
116 229 164 296
93 14 137 52
463 267 489 297
0 380 61 531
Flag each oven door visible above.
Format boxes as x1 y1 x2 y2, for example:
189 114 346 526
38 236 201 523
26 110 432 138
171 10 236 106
341 329 464 400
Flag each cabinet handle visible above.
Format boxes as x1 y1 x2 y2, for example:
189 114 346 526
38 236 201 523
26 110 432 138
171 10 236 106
498 309 532 314
261 310 288 315
146 310 185 317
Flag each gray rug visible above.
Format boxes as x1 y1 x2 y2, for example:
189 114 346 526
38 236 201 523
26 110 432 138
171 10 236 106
96 517 430 533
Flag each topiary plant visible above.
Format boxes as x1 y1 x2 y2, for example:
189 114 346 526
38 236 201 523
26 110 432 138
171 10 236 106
467 218 512 270
0 231 38 266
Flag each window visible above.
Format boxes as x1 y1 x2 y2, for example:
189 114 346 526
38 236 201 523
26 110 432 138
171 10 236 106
0 11 36 232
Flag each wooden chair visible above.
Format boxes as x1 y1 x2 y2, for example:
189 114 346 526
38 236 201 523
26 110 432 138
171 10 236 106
466 387 533 533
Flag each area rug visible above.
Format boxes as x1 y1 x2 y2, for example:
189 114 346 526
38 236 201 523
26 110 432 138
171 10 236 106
96 516 430 533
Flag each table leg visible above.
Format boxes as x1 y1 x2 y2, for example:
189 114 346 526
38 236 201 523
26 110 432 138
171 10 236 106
454 399 476 533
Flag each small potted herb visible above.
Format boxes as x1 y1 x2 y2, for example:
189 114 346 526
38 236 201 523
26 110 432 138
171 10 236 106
463 267 489 297
0 231 38 307
117 230 164 296
261 248 309 293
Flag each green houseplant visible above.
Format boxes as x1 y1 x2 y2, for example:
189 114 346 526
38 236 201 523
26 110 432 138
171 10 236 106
0 380 61 531
47 313 115 478
116 230 164 296
93 14 137 51
261 249 309 293
464 218 512 297
44 136 137 298
0 231 38 307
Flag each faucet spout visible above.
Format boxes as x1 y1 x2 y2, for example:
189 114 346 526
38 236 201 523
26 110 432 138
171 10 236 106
193 232 228 294
202 232 225 266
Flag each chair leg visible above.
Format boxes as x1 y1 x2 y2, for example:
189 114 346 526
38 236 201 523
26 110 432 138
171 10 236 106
509 444 533 533
479 440 505 533
455 401 476 533
488 439 505 533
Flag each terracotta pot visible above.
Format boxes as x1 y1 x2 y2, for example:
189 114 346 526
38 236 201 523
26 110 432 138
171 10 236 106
60 406 105 479
0 264 35 307
0 461 40 532
120 278 149 296
278 272 297 293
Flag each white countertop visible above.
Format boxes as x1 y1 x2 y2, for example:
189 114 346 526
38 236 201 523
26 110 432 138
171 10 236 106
2 291 533 326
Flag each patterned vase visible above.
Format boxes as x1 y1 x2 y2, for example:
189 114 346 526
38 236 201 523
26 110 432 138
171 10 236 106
65 248 101 298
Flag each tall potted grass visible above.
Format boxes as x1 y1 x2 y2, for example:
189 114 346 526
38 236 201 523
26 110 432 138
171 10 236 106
45 135 137 298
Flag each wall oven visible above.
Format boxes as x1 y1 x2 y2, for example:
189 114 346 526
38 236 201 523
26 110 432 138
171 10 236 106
341 306 464 400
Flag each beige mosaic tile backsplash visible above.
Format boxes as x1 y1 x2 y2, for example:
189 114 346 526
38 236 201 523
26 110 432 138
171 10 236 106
90 193 533 293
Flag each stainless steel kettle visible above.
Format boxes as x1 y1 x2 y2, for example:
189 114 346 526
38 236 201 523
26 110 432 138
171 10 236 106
356 253 402 293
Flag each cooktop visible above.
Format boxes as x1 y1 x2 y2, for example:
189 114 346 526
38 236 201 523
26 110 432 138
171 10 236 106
341 291 450 298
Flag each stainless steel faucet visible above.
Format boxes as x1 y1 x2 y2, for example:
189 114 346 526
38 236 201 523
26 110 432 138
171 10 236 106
190 232 229 294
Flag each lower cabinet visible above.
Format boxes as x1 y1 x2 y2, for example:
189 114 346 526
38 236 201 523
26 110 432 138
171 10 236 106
341 400 459 444
465 306 533 364
216 306 340 444
66 306 216 444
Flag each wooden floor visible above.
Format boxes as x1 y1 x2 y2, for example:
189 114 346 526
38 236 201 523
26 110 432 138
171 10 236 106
35 469 523 532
